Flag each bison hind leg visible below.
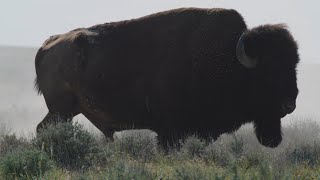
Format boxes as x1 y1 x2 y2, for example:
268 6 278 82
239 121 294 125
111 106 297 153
36 112 75 133
34 76 42 95
37 90 80 133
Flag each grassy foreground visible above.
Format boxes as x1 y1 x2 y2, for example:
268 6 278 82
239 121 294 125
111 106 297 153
1 119 320 179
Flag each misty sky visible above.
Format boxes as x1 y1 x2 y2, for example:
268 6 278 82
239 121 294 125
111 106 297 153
0 0 319 63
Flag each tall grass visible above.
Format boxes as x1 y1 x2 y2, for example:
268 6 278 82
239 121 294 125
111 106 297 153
1 118 320 179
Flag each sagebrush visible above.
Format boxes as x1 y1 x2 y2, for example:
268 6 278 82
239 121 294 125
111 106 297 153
1 118 320 179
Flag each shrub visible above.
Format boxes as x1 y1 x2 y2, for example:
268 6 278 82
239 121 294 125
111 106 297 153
33 122 100 169
0 134 30 157
0 147 54 179
91 140 120 167
180 135 206 157
230 134 244 158
288 143 320 166
114 130 158 160
203 141 233 166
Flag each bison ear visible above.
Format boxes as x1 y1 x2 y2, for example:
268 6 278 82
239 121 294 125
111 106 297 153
236 34 257 69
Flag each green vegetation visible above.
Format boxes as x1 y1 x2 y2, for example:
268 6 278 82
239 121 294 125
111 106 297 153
1 119 320 179
33 122 100 169
0 147 54 179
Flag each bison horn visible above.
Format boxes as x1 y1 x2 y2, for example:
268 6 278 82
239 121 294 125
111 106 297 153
236 33 257 68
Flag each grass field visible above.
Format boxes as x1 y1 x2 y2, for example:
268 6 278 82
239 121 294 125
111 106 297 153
1 118 320 179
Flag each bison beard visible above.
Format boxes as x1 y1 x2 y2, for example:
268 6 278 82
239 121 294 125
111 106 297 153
34 8 299 148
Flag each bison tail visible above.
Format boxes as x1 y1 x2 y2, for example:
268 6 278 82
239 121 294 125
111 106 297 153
34 76 42 95
34 47 45 95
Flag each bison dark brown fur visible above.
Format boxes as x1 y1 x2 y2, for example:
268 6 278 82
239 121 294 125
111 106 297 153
34 8 300 148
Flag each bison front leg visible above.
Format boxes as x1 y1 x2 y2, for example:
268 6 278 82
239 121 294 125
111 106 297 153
254 117 282 148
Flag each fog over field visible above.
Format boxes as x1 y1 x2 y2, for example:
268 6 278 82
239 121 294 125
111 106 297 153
0 46 319 135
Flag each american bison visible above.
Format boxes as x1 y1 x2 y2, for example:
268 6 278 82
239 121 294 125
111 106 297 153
35 8 299 147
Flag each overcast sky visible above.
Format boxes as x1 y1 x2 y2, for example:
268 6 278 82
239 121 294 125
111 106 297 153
0 0 319 63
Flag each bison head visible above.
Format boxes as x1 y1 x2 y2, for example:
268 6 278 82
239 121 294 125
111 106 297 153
237 24 300 147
